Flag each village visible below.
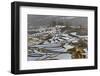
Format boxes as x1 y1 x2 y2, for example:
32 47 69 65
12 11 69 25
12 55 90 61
27 15 88 61
27 23 88 60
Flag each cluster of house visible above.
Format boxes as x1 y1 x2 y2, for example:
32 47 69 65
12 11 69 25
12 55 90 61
28 25 65 36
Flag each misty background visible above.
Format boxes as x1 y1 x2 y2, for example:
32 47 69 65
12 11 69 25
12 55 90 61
28 14 88 29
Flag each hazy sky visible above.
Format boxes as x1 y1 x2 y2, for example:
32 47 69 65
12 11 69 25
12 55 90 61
28 14 87 28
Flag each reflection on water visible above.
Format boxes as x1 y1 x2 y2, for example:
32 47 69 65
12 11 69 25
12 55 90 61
28 53 71 61
28 32 88 61
27 15 88 61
